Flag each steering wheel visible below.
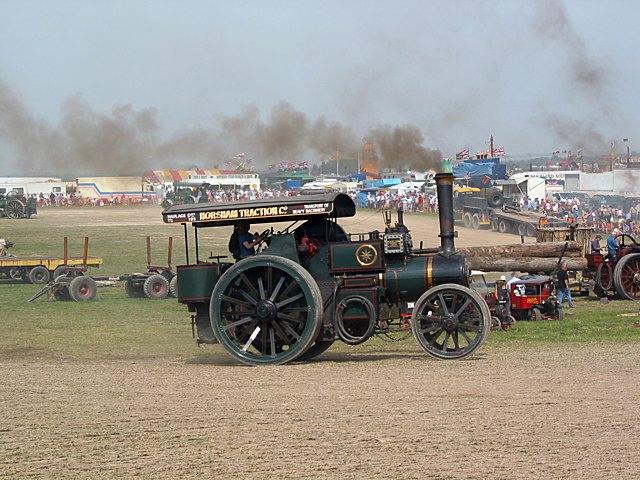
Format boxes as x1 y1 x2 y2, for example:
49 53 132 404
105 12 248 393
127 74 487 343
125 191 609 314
258 228 271 240
615 234 638 248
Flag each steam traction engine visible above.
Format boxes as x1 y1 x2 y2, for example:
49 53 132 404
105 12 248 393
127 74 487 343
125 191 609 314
162 173 491 365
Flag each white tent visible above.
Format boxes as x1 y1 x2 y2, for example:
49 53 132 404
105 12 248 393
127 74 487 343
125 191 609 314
388 181 425 194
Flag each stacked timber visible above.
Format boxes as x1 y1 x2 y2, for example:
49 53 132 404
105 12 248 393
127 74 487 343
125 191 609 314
459 241 587 272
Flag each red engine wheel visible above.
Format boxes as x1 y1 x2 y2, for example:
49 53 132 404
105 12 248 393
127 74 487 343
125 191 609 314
613 253 640 301
596 261 613 291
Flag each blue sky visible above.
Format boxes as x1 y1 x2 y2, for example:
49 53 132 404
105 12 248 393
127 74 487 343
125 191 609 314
0 0 638 161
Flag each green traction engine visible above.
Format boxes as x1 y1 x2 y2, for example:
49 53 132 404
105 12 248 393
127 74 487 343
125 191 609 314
162 173 491 365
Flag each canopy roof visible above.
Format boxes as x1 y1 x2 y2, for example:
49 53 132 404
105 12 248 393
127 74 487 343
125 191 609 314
162 193 356 227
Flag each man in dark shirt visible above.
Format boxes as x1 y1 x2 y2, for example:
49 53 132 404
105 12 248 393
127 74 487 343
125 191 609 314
556 261 574 307
590 235 602 254
236 222 263 259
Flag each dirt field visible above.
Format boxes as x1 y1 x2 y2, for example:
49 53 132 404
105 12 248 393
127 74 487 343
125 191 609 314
1 346 639 479
27 205 525 249
2 207 640 479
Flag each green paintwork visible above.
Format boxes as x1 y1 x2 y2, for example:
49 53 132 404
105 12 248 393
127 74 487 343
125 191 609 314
336 288 378 320
176 263 229 302
260 234 299 263
383 257 428 303
329 240 385 273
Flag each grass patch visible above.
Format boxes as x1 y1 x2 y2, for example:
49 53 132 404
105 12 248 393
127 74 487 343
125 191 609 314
1 206 639 362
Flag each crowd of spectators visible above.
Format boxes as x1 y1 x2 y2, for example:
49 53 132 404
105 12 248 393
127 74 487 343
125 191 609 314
33 192 150 207
518 196 640 236
31 185 640 237
357 190 437 213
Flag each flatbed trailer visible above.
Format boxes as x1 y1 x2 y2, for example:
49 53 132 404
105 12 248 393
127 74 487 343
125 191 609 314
0 237 102 284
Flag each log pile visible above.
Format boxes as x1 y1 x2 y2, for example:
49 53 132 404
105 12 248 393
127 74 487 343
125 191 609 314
460 241 587 273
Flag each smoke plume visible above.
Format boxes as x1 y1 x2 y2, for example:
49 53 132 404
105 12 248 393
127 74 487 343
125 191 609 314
368 124 442 170
532 0 617 153
0 80 441 176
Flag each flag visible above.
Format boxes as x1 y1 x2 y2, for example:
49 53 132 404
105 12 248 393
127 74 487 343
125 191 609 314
456 149 469 160
494 147 506 156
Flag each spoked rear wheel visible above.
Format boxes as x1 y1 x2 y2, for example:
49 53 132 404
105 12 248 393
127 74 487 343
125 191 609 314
210 255 322 365
6 199 25 219
614 253 640 300
411 284 491 360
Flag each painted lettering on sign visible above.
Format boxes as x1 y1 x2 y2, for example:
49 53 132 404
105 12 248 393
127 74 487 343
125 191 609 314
164 202 333 223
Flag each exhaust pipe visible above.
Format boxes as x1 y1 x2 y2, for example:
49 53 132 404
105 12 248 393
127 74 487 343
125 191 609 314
435 173 456 255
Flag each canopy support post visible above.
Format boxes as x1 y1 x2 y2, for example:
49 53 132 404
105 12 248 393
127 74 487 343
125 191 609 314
182 223 189 265
194 225 200 263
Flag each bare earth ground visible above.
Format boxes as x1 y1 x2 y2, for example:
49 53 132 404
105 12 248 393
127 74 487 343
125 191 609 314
1 346 639 479
2 207 639 479
32 205 525 250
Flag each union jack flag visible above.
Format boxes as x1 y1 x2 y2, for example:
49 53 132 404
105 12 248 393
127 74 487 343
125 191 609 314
493 147 506 156
456 149 469 160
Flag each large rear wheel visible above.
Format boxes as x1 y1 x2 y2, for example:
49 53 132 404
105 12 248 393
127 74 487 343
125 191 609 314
6 199 25 219
613 253 640 300
411 284 491 360
210 255 323 365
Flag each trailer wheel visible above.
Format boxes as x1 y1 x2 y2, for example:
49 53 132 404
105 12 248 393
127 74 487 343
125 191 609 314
69 276 97 301
28 266 51 284
471 213 480 230
53 266 72 279
490 218 498 231
411 283 491 360
169 275 178 298
462 213 472 228
517 223 527 236
53 279 72 301
8 267 24 281
143 274 170 299
498 220 508 234
486 190 504 208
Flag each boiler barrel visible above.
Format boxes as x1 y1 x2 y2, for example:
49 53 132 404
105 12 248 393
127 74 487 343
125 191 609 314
380 254 468 303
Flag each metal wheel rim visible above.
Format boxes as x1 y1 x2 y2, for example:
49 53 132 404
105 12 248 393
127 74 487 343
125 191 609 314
210 257 321 365
614 254 640 300
7 201 24 219
597 262 613 290
9 267 23 280
411 284 490 359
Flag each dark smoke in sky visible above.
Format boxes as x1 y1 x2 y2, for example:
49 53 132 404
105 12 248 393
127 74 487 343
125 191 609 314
532 0 617 153
0 80 441 176
368 124 442 170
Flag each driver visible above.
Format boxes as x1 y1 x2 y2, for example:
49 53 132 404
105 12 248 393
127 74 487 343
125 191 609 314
236 221 263 259
606 229 620 262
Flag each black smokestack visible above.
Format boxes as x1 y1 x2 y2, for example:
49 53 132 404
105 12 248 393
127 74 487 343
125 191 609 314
435 172 456 255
